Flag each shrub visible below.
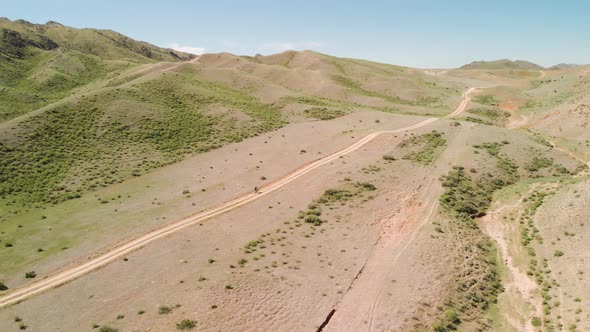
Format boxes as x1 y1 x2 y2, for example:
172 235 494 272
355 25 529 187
439 167 492 217
356 182 376 191
526 157 553 172
320 189 353 202
99 327 118 332
432 309 461 331
176 319 197 330
531 316 542 327
400 130 446 165
554 250 564 257
304 214 322 226
159 306 172 314
25 271 37 279
382 154 396 161
0 282 7 291
303 107 347 120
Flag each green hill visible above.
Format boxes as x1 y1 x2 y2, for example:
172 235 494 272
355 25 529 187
0 18 194 122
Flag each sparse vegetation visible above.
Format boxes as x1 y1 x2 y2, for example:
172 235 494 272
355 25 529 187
526 157 554 172
400 130 446 165
159 305 172 314
176 319 197 330
467 107 510 121
432 308 461 332
332 75 439 106
382 154 396 161
99 326 118 332
440 166 493 217
473 94 498 106
304 107 347 120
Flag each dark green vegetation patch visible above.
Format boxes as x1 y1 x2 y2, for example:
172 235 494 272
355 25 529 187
399 130 446 165
303 107 347 120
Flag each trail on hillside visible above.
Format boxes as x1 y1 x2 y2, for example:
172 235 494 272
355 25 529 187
0 88 475 309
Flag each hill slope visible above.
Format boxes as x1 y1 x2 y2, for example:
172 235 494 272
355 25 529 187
461 59 544 70
0 18 194 122
0 26 465 212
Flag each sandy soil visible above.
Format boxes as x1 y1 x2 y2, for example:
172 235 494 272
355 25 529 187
0 121 450 331
0 89 475 331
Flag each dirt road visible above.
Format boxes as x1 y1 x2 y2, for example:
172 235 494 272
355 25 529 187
0 88 475 309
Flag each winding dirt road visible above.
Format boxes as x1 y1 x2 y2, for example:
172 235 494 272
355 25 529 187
0 88 476 309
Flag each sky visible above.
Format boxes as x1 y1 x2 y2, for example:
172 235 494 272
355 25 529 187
2 0 590 68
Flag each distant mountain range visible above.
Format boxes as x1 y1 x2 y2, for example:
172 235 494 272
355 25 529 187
460 59 583 70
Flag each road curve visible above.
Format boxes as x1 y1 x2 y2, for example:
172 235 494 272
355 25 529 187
0 88 475 309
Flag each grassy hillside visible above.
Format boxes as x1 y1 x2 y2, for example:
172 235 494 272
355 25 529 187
0 18 193 122
0 67 284 209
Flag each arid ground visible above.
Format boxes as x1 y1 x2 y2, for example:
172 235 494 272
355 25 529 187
1 19 589 332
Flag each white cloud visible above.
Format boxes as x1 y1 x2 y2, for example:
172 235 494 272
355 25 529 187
256 41 324 55
168 43 205 55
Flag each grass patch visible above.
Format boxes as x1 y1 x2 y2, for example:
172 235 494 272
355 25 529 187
176 319 197 330
331 74 439 106
525 157 553 172
303 107 347 120
473 94 499 106
467 108 510 120
400 130 446 165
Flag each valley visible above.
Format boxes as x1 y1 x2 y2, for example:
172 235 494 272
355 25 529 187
0 17 589 332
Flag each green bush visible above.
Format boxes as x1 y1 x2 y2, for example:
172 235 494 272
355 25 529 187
356 182 376 191
319 189 354 202
473 94 498 105
159 305 172 314
304 214 323 226
440 167 492 217
176 319 197 330
99 326 118 332
525 157 553 172
400 130 446 165
432 309 461 331
303 107 347 120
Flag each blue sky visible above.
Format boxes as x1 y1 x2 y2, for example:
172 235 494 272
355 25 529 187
3 0 590 68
